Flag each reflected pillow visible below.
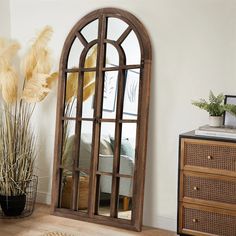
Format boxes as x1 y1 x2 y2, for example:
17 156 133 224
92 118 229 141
100 137 113 155
109 137 135 159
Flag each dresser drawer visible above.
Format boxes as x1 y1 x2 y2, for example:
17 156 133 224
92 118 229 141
181 204 236 236
182 139 236 173
183 173 236 205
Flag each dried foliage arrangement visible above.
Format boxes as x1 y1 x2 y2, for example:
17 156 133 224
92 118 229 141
0 26 57 196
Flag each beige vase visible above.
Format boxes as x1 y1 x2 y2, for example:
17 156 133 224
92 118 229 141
209 116 223 127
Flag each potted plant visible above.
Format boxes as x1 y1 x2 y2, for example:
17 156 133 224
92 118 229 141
0 26 57 216
192 91 236 127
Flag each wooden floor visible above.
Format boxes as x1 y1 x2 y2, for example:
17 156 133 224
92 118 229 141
0 204 177 236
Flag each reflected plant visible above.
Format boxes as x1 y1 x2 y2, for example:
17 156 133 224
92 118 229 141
104 74 114 99
127 79 138 103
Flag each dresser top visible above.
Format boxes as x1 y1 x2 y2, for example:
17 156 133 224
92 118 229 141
180 130 236 143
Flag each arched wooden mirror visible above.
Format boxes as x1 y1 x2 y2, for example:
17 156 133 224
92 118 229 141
51 8 152 231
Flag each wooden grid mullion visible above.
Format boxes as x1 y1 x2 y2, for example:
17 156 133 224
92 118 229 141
75 31 88 47
88 14 107 217
110 58 126 217
117 26 132 45
71 70 84 210
102 65 140 71
96 171 113 176
71 34 98 212
65 67 97 73
54 70 67 208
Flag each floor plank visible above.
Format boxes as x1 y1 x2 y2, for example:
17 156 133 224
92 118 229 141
0 204 177 236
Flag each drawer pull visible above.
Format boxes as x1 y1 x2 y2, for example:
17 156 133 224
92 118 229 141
193 186 199 191
192 218 198 223
207 155 213 160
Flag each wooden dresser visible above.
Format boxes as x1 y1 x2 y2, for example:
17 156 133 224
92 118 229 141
178 131 236 236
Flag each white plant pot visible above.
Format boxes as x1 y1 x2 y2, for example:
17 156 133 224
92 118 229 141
209 116 223 127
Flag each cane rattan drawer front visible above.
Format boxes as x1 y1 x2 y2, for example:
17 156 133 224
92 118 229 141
182 139 236 173
183 173 236 205
182 206 236 236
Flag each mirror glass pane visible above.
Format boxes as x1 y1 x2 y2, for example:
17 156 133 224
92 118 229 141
121 31 141 65
123 69 140 118
107 17 128 41
76 172 90 212
98 175 112 217
60 171 90 213
102 71 118 119
98 122 115 173
61 120 76 170
64 73 78 118
119 123 136 176
84 44 97 68
118 177 133 220
105 43 119 68
67 37 83 69
78 121 93 170
81 19 99 43
81 72 96 118
60 169 72 209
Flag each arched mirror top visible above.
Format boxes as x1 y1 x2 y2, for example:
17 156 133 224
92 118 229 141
61 8 152 71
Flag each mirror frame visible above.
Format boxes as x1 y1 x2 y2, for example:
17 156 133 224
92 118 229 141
51 7 152 231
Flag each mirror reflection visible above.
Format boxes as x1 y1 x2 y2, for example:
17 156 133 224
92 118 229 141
121 31 141 65
81 72 96 118
61 120 76 169
118 177 132 220
107 17 128 41
64 73 78 118
123 69 140 118
78 121 94 170
84 44 97 68
98 123 115 173
105 43 119 68
102 71 118 119
98 175 112 217
80 19 99 43
119 123 136 176
60 171 89 213
67 38 83 69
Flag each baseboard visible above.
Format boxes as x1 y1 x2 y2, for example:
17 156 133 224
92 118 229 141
36 191 51 205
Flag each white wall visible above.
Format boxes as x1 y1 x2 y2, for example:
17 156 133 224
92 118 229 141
8 0 236 232
0 0 11 37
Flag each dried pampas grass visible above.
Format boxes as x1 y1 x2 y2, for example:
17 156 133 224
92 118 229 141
65 46 97 103
22 73 51 103
0 38 6 50
21 26 53 81
83 81 95 101
66 73 78 103
0 40 20 64
0 40 20 103
33 72 58 102
0 64 18 104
